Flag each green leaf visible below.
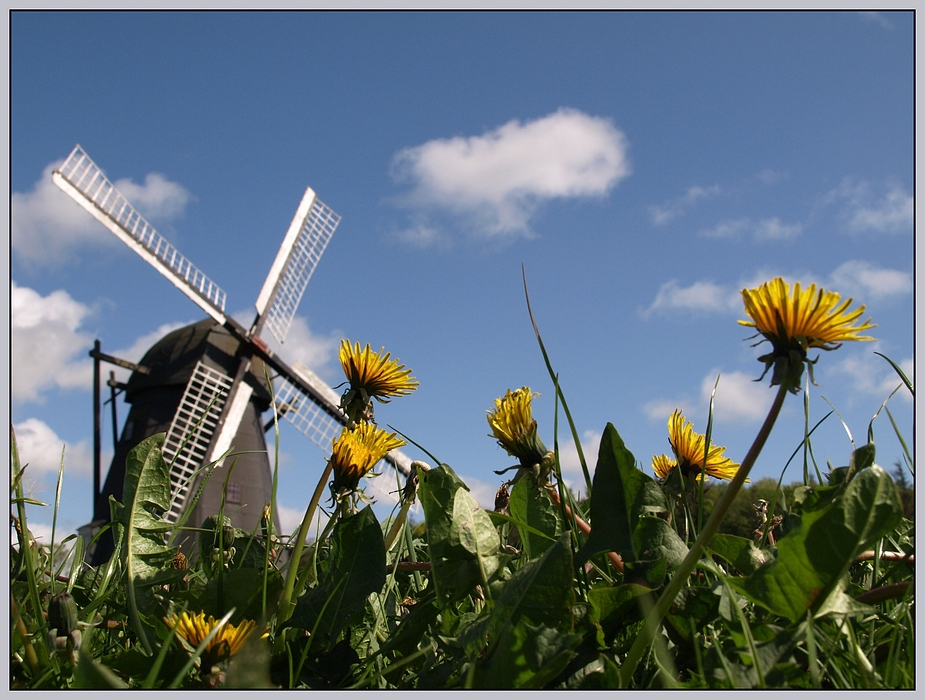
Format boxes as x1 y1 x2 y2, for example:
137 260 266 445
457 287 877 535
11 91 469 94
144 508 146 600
459 534 575 659
508 478 563 559
707 533 770 576
576 423 668 565
418 464 504 606
192 567 284 624
72 626 128 688
109 434 183 654
472 620 583 689
286 506 385 649
739 465 903 621
587 583 653 645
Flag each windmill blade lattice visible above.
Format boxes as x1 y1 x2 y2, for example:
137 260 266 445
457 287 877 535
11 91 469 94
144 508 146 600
257 192 341 345
161 361 233 523
273 361 344 452
53 145 227 321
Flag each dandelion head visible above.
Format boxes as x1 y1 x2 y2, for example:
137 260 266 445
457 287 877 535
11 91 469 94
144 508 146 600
487 387 548 467
739 277 875 392
339 341 418 423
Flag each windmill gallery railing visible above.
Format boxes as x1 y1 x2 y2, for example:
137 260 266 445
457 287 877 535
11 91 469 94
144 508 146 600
55 145 227 313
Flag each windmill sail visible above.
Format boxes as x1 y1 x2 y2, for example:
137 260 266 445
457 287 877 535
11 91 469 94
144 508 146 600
253 187 341 345
53 145 413 555
160 360 233 523
52 145 227 323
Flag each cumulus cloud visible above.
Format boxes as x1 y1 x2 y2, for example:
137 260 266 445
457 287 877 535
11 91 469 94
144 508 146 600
700 216 801 240
12 160 193 267
754 217 803 240
390 108 630 241
649 184 722 225
828 260 912 301
829 350 913 405
699 218 751 239
644 369 772 427
820 178 912 235
267 315 342 383
642 279 740 317
12 282 95 404
848 187 913 233
13 418 93 480
274 502 330 539
859 11 894 29
756 169 788 185
557 430 602 497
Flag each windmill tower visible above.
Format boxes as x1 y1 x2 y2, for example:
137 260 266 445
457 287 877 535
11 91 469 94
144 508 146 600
52 145 412 564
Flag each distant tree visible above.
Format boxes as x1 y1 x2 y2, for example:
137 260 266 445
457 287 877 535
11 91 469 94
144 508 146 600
892 462 915 520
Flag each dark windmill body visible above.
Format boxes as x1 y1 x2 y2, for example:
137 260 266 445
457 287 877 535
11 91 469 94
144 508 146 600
53 146 411 565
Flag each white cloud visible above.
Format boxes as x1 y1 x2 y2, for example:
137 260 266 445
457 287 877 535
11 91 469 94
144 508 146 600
700 216 801 240
828 260 912 301
12 160 193 267
557 430 602 498
267 315 342 383
644 398 695 423
649 184 722 225
820 178 912 235
756 169 788 185
390 108 630 241
12 418 93 480
859 11 894 29
642 279 740 317
11 282 94 404
699 370 774 423
754 217 802 240
848 187 913 234
644 369 772 428
829 350 913 405
274 502 330 539
699 218 751 239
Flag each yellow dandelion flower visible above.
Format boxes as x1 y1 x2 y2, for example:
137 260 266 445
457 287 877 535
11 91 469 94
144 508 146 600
487 387 548 466
739 277 875 392
339 340 419 423
165 611 258 663
652 409 740 482
330 422 406 496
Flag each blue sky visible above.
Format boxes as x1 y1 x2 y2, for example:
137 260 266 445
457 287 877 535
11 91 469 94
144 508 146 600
10 11 915 542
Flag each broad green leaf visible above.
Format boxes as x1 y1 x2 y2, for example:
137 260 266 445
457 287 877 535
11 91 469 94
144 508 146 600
459 534 574 659
192 567 284 624
587 582 653 645
286 506 385 648
631 515 688 568
418 464 504 606
509 478 563 559
109 434 183 653
707 533 770 576
575 423 668 564
72 627 128 688
73 654 129 689
473 620 582 689
739 465 903 621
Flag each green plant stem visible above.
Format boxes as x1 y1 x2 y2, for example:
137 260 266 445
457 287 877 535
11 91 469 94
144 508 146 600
384 497 413 552
278 459 333 624
11 594 40 676
619 381 789 687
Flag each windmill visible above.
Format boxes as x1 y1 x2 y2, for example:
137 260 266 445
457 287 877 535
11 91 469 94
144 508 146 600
52 145 412 564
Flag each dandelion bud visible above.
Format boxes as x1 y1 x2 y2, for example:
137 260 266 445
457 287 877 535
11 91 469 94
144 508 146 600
47 592 79 639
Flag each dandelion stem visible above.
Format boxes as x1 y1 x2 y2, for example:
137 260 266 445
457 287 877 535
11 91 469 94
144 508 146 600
278 459 333 623
619 381 789 686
